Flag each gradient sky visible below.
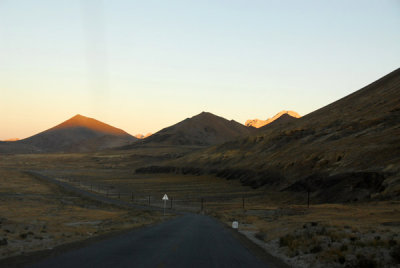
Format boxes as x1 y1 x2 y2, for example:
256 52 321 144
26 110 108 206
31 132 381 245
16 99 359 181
1 0 399 140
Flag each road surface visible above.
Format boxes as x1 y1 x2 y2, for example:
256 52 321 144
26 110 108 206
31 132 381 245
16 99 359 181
23 171 285 268
29 214 271 268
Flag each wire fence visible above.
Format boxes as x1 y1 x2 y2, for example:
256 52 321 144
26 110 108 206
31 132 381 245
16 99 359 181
55 177 270 213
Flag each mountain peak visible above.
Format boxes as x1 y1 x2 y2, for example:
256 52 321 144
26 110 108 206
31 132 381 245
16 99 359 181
138 111 254 146
15 114 137 153
196 111 214 117
51 114 130 137
245 110 301 128
135 133 152 139
71 114 85 119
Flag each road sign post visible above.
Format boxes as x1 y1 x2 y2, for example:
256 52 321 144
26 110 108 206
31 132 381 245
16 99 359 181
162 194 169 216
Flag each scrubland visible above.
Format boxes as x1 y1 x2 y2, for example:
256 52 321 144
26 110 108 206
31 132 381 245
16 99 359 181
1 152 399 267
0 154 162 263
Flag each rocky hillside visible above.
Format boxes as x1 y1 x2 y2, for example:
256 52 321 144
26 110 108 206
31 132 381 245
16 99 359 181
140 69 400 202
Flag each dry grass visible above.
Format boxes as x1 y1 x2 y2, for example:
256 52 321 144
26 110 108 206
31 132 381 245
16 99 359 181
1 152 399 266
210 202 400 267
0 160 163 260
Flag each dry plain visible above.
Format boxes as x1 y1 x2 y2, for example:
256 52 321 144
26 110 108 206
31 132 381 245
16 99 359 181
0 153 164 266
1 152 399 267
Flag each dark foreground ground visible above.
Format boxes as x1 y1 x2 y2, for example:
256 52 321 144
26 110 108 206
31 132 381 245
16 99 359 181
27 213 278 268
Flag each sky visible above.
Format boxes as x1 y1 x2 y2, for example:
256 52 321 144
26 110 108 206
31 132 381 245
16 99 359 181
0 0 399 140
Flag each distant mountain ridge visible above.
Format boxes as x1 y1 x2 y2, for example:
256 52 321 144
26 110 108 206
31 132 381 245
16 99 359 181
245 110 301 128
0 114 137 153
149 68 400 202
135 133 152 139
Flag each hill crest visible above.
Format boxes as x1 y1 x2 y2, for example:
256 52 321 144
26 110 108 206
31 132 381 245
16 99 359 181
49 114 130 136
134 111 255 147
245 110 300 128
3 114 137 153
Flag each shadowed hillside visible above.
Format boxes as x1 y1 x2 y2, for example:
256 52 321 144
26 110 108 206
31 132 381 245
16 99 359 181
0 115 137 153
126 112 256 147
139 68 400 202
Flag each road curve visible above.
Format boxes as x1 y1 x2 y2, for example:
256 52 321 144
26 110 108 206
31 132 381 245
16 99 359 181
28 214 270 268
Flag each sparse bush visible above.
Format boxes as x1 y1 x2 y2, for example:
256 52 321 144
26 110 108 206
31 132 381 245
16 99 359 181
354 256 377 268
340 244 348 251
317 226 328 236
355 241 367 247
388 239 397 247
338 255 346 264
320 248 345 264
0 238 7 246
329 232 342 242
20 233 28 239
279 234 296 248
391 245 400 263
310 245 322 253
255 232 267 242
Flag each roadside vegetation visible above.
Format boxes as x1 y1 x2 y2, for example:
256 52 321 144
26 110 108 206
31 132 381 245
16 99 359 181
212 203 400 267
1 152 399 267
0 155 163 261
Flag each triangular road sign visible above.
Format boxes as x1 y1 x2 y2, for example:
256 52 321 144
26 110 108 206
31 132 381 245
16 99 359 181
162 194 168 200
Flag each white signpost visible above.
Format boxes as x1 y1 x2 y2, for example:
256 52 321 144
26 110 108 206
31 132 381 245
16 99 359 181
162 194 168 216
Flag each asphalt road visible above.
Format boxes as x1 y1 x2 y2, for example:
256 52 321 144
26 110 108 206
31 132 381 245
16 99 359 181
28 214 270 268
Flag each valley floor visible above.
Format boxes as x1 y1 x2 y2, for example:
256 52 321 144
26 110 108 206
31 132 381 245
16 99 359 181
0 152 399 267
0 157 163 264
